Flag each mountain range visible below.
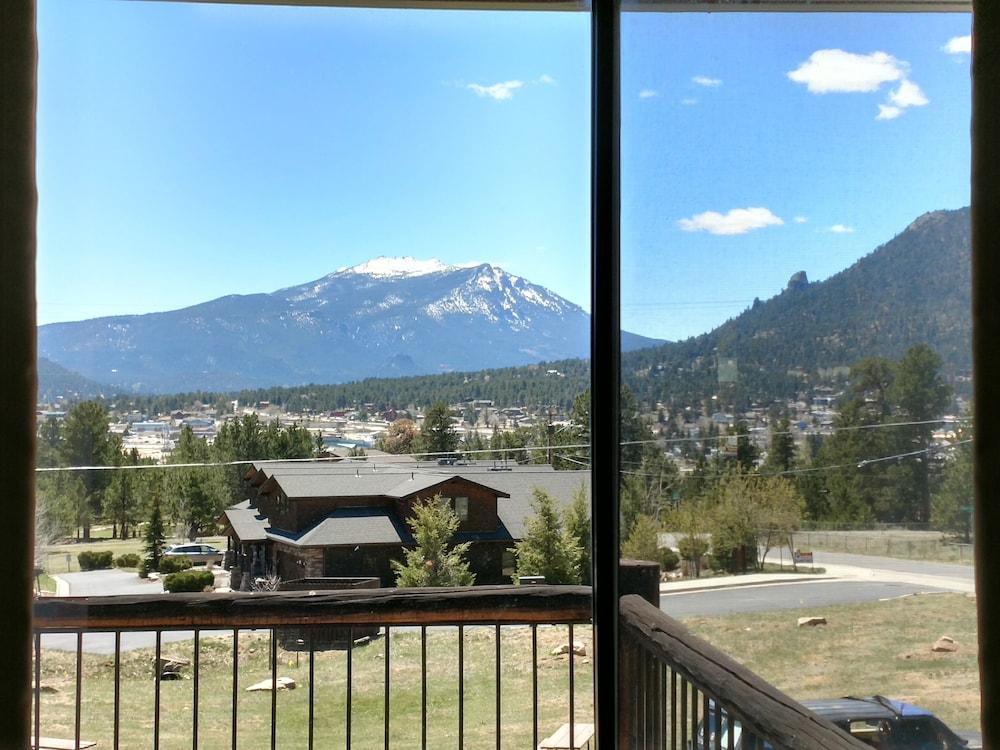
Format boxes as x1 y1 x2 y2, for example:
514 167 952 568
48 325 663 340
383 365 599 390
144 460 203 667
622 206 971 407
38 258 660 396
38 207 972 404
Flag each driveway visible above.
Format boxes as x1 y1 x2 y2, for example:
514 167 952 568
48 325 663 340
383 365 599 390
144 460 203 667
58 569 163 597
43 569 233 654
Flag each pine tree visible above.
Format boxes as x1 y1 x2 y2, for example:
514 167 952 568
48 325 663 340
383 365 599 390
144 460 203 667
418 403 459 457
392 497 475 587
512 489 581 584
143 497 166 572
563 483 591 584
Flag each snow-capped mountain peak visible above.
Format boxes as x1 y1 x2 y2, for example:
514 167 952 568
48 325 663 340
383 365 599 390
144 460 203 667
336 256 477 279
38 254 662 393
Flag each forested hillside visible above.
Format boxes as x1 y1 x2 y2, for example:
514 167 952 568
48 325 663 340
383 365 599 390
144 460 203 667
43 207 971 415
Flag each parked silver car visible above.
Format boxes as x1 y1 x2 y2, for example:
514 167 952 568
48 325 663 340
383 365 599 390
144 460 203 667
162 543 223 566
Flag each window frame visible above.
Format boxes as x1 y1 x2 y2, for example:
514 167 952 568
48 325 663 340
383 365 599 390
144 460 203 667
2 2 989 749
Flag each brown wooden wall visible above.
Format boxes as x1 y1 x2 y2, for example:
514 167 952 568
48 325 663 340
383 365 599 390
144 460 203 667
403 477 500 533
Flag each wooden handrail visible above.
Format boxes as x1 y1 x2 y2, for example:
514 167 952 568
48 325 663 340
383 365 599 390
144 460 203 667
619 595 870 750
33 585 592 631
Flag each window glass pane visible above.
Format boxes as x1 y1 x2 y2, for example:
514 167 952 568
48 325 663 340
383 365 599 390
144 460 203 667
35 1 593 747
621 8 976 741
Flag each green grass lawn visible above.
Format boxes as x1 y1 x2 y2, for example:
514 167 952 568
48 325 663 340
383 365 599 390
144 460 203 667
35 573 58 595
33 625 592 750
38 536 227 574
680 592 981 733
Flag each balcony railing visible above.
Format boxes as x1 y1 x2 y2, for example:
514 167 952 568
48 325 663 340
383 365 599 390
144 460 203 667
32 586 867 750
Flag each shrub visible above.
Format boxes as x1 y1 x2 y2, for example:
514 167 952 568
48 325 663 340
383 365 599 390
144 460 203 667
157 556 193 574
77 550 114 571
114 553 141 569
659 547 680 572
137 560 149 579
163 570 215 593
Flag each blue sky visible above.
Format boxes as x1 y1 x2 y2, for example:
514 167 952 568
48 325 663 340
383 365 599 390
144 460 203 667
37 2 971 342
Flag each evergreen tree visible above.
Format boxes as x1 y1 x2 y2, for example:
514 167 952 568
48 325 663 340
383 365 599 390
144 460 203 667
392 497 475 587
103 447 145 539
562 483 591 584
890 344 952 521
733 421 758 471
418 402 459 457
512 489 581 584
621 514 676 571
169 426 229 540
61 401 116 540
144 497 166 571
765 418 795 473
932 425 973 542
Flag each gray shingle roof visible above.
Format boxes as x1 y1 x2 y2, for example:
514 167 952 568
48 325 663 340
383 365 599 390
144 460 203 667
238 463 591 544
488 471 591 539
222 507 269 542
268 507 414 547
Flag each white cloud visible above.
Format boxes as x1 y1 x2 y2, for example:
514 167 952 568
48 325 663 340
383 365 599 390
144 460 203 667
537 74 557 85
678 207 784 236
889 79 928 108
788 48 929 120
693 75 722 87
466 80 524 101
794 216 808 224
943 35 972 55
876 104 903 120
787 49 905 93
680 98 698 106
639 89 659 99
829 224 855 234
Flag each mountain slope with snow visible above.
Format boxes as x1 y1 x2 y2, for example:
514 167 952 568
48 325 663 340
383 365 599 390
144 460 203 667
38 260 661 394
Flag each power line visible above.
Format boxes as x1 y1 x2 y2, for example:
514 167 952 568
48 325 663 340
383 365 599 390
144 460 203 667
34 417 968 473
617 439 972 482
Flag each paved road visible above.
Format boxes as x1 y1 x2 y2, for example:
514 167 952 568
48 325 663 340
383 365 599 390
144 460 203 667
661 579 948 618
810 551 975 580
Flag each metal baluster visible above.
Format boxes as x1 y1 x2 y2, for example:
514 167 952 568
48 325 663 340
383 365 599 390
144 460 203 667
347 626 353 750
33 632 40 750
308 629 315 750
660 662 667 748
714 699 722 750
568 623 575 750
691 685 698 750
680 677 687 750
530 624 537 750
74 632 83 750
270 629 278 750
495 624 501 750
114 632 121 750
652 660 660 749
421 625 427 750
671 669 677 750
154 631 162 750
703 692 710 750
384 626 390 750
232 629 239 750
640 642 647 746
192 630 199 750
459 625 465 750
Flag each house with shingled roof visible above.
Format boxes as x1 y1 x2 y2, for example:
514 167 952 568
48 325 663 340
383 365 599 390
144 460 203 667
220 461 591 585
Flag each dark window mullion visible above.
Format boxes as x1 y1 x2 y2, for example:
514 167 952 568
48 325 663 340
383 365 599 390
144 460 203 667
591 0 621 747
